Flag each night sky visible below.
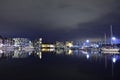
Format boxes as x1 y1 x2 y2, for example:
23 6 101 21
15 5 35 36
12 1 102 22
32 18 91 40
0 0 120 42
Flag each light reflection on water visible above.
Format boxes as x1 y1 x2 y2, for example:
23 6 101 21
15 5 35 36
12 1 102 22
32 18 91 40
1 49 120 64
55 49 120 78
0 49 120 79
55 49 120 63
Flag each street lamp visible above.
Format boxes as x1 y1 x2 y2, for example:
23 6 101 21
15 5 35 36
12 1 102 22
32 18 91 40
112 37 116 41
86 40 90 43
111 37 117 44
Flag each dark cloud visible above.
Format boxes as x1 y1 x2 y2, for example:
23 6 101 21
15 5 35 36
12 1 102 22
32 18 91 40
0 0 120 41
0 0 119 29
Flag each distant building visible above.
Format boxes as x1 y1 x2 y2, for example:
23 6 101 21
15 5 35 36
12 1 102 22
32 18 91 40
65 41 73 48
13 38 31 47
33 38 42 49
55 41 65 49
3 38 14 46
0 39 3 47
0 35 3 47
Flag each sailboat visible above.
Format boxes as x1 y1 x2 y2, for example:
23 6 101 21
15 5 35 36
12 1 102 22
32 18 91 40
101 25 120 53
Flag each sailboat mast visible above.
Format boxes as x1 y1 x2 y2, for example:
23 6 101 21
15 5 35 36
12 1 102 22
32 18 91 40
110 25 113 44
104 33 107 44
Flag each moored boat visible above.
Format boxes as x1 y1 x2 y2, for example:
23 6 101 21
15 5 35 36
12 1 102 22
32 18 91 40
101 25 120 53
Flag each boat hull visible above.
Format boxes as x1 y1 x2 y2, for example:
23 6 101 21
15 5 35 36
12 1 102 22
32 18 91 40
101 48 120 54
101 48 119 52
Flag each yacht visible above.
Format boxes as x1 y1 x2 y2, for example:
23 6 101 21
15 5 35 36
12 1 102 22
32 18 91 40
101 47 119 52
101 25 120 53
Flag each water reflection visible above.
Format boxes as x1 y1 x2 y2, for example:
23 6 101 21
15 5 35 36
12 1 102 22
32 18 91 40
37 51 42 59
1 48 120 78
86 54 90 59
0 48 120 63
0 49 33 59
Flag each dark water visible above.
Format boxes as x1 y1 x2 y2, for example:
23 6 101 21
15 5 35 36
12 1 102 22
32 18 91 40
0 50 120 80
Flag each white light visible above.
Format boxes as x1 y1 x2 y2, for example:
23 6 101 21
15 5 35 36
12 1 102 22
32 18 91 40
49 45 55 47
39 52 42 59
86 40 90 43
86 54 90 59
0 44 3 47
112 37 116 40
29 52 31 55
112 57 116 63
0 50 3 53
67 43 73 47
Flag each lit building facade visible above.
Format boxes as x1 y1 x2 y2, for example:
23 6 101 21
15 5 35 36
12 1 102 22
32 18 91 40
13 38 31 47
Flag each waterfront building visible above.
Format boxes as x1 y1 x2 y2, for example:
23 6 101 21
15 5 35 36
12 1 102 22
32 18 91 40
33 38 42 50
3 38 14 46
55 41 65 49
0 38 3 47
65 41 73 48
13 38 31 47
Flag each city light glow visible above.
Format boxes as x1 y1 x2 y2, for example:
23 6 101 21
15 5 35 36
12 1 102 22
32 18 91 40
86 40 90 43
66 42 73 48
67 50 73 55
112 37 116 41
